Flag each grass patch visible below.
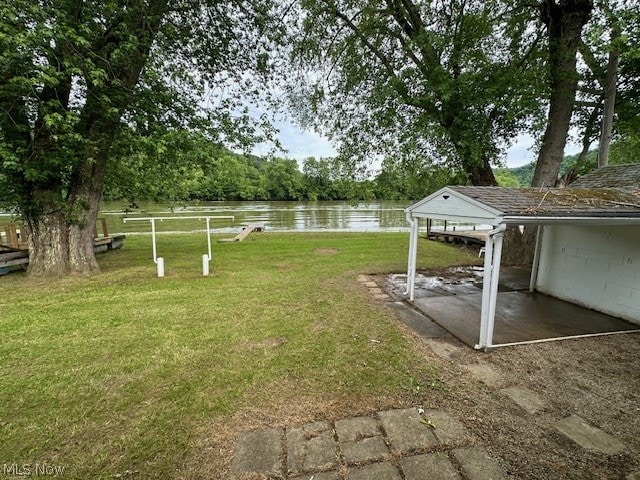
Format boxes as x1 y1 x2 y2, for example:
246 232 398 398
0 232 478 478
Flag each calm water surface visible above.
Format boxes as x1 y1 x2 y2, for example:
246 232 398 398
100 200 411 234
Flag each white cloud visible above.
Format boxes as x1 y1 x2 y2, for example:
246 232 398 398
251 119 337 163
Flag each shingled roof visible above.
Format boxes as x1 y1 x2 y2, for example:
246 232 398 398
448 186 640 218
571 163 640 189
407 163 640 223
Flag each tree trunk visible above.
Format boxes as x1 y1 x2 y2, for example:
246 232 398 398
532 0 593 188
24 139 112 276
25 209 99 277
467 156 498 186
447 123 498 186
18 0 169 277
512 1 593 266
501 226 539 266
558 101 601 187
597 23 620 168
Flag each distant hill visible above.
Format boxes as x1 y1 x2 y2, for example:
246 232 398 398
498 148 638 187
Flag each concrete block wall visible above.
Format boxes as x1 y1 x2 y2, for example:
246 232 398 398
536 225 640 325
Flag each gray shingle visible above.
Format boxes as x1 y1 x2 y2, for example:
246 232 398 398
449 186 640 217
571 163 640 189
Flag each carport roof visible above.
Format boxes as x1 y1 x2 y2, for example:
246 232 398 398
407 163 640 225
406 185 640 225
448 186 640 217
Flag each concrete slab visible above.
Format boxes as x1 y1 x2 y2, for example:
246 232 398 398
348 462 402 480
452 447 507 480
335 416 380 443
374 293 390 300
413 296 482 347
385 302 449 339
422 409 469 445
412 286 453 298
462 363 504 388
364 281 378 288
399 452 462 480
232 427 283 477
413 290 637 348
378 408 438 453
500 386 545 414
439 283 483 295
287 421 337 473
357 275 369 283
340 435 389 464
555 415 626 454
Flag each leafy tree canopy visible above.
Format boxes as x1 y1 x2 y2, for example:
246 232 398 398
286 0 547 185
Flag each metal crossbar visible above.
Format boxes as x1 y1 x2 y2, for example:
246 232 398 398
123 215 234 276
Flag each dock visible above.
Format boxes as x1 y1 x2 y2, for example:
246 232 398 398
427 229 487 246
219 223 265 242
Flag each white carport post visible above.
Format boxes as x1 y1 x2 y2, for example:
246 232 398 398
529 225 543 292
477 223 506 350
405 213 420 301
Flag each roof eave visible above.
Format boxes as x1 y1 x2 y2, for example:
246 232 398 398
501 215 640 226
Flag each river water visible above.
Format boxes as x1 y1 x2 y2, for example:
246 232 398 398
99 200 412 235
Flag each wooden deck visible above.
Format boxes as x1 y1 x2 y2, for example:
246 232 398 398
219 223 265 243
0 235 125 276
427 229 487 246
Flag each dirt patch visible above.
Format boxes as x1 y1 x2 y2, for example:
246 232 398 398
314 247 341 255
390 316 640 479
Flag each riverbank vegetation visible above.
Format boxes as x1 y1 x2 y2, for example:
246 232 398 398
0 232 479 478
102 131 469 203
103 128 638 205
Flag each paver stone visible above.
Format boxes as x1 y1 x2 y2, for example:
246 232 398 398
232 428 283 477
400 452 461 480
378 408 438 452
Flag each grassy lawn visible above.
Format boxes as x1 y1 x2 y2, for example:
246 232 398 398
0 232 478 479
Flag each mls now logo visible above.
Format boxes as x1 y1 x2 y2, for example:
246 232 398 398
3 463 66 476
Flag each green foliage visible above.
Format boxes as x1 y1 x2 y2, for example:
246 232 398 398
503 142 639 187
287 0 546 184
572 1 640 166
494 169 521 187
374 157 468 200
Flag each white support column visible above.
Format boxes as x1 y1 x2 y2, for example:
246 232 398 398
529 225 543 292
206 217 212 261
406 218 416 295
485 231 504 348
478 235 495 349
405 216 420 301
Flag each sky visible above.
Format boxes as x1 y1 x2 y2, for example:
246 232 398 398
253 119 583 170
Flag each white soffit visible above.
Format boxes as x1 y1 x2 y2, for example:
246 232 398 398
406 187 503 224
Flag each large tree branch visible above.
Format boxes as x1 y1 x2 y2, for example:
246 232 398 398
328 6 439 116
578 39 605 87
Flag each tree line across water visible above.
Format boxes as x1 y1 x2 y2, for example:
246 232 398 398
102 131 467 202
103 130 636 204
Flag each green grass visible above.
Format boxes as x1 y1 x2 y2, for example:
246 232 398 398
0 232 478 478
